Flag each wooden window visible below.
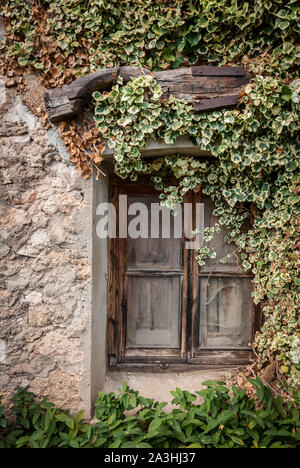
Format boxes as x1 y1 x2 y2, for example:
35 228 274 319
107 181 261 370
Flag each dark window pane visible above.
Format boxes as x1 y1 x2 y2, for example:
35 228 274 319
127 195 182 271
200 196 245 273
199 277 253 349
126 276 181 348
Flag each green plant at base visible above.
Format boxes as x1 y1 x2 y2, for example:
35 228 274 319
0 381 299 448
0 388 94 448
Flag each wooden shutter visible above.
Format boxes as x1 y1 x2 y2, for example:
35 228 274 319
107 183 189 365
126 194 183 349
190 194 255 365
107 181 259 368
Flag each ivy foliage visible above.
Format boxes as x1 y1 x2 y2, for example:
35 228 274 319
0 1 299 385
0 0 299 79
93 71 300 384
1 381 300 448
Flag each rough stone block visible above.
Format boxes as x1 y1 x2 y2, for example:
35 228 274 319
0 78 6 106
0 340 6 364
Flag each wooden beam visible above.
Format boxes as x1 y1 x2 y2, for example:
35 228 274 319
44 66 252 123
192 66 245 76
44 67 119 122
193 95 239 112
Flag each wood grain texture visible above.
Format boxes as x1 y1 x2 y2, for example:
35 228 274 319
106 185 119 358
107 179 258 369
44 66 252 122
192 66 245 76
193 95 239 112
125 193 183 350
44 67 119 122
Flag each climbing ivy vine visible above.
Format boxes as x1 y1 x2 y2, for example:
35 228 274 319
0 1 299 82
93 72 300 386
0 1 299 388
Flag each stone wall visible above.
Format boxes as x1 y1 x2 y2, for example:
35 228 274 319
0 74 96 416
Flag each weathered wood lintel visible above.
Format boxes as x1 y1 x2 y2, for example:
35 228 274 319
193 95 239 112
44 66 252 123
44 67 120 123
192 65 245 76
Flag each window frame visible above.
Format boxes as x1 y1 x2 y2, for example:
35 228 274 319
107 178 262 370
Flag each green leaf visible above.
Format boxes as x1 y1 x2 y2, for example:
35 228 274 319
109 439 122 448
18 57 28 66
282 85 293 101
59 431 70 443
148 418 162 433
55 413 74 429
152 24 166 36
187 32 202 47
162 47 175 62
231 436 245 446
94 437 107 447
204 419 219 434
30 429 45 441
70 439 80 448
16 436 29 448
200 435 213 445
129 395 137 408
217 410 235 424
107 414 116 425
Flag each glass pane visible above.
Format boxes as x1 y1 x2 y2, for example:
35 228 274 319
127 195 182 271
126 276 181 348
200 196 244 273
199 277 253 349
